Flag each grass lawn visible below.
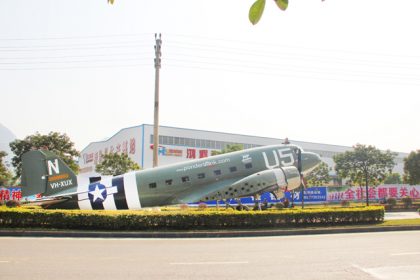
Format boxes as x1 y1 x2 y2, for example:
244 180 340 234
381 219 420 226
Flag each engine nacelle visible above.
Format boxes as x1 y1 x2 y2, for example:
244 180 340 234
230 166 301 195
197 166 301 202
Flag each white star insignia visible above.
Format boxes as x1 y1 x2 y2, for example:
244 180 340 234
90 185 105 203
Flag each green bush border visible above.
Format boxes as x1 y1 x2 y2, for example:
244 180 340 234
0 206 384 231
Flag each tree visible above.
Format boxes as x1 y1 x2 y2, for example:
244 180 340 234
305 162 331 187
95 152 141 176
211 144 244 156
333 144 396 206
0 151 12 186
9 132 79 178
403 150 420 185
249 0 288 25
383 173 402 184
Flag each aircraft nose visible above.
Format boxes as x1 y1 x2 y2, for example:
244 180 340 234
301 152 322 175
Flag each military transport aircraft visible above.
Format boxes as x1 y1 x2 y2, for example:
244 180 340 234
21 144 321 210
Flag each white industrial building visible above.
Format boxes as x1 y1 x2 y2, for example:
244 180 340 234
79 124 407 180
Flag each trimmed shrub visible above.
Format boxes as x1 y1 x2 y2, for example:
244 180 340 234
179 204 189 210
0 206 384 230
340 200 350 207
197 203 208 210
5 200 20 208
402 196 413 209
274 202 285 210
283 199 290 208
386 198 397 209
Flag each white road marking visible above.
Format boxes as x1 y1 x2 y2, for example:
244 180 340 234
170 261 249 265
391 252 420 256
352 264 420 280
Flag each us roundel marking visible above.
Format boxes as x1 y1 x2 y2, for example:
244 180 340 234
88 183 107 203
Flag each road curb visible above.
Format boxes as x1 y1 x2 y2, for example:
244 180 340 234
1 225 420 238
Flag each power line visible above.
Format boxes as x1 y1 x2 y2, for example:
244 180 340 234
0 43 150 52
0 57 150 65
0 40 151 49
167 33 420 60
165 63 420 87
0 33 152 41
0 51 147 60
166 51 420 72
164 56 420 80
0 63 149 71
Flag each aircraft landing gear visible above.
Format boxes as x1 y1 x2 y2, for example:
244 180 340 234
253 194 262 211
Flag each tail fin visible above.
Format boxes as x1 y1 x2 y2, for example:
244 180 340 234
21 150 78 197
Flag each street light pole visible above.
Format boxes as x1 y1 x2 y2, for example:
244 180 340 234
153 33 162 168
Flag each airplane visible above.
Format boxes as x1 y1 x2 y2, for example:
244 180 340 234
21 144 321 210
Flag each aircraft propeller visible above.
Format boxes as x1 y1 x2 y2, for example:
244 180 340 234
296 147 308 206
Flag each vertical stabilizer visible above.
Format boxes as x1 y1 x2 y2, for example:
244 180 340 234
21 150 78 197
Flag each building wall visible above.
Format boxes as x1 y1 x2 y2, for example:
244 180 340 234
79 124 407 177
79 125 144 176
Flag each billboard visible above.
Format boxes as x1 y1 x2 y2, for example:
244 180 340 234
327 185 420 202
0 187 22 201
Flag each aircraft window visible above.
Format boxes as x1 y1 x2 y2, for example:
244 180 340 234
229 166 237 173
149 183 157 189
214 170 222 176
182 176 190 183
245 163 253 169
165 179 173 186
197 173 206 179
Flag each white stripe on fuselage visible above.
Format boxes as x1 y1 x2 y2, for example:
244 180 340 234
101 176 117 210
124 171 142 209
77 176 92 210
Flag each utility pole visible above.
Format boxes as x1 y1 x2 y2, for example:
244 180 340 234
153 33 162 168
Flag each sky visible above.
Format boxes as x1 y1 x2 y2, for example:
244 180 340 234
1 0 419 154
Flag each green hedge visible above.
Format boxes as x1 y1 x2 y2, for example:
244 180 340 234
0 206 384 230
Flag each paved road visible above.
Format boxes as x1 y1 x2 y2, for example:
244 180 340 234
1 231 420 280
385 211 420 220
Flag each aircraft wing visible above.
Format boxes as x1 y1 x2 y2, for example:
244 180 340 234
169 178 240 204
22 196 73 207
